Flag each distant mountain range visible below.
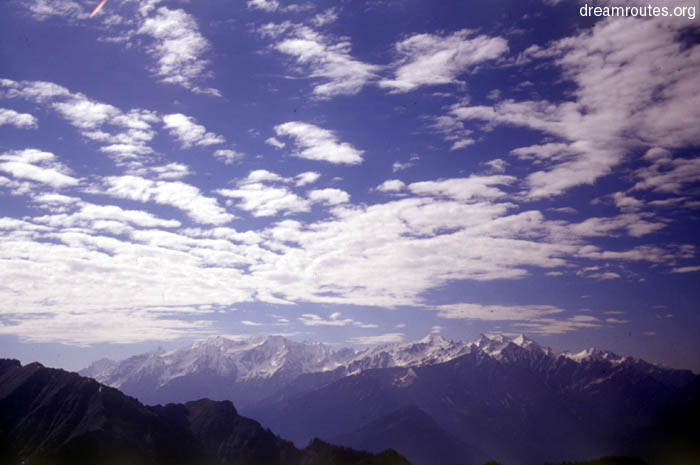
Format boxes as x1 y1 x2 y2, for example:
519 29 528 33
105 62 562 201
80 333 700 465
0 358 410 465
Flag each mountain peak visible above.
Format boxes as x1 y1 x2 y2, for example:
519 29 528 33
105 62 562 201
563 347 623 363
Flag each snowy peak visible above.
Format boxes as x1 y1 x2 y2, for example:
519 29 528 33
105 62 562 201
470 333 550 364
345 333 471 374
82 332 671 405
82 357 118 379
562 347 625 364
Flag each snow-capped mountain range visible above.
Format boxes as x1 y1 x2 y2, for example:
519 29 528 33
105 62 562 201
82 332 658 407
80 333 698 465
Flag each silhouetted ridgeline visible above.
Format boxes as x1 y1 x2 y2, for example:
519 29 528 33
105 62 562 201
0 359 410 465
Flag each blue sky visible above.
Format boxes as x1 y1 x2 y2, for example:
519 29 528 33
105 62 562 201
1 0 699 372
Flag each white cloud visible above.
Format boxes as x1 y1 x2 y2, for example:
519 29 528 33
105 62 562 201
298 312 353 326
484 159 507 173
0 309 213 346
2 80 163 165
435 302 601 335
0 79 70 102
275 121 364 164
0 108 38 129
28 0 84 21
450 15 700 198
671 266 700 273
213 149 243 164
605 317 629 324
147 162 191 180
53 97 120 129
295 171 320 186
104 175 234 225
376 179 406 193
0 149 79 188
435 303 564 321
138 6 219 94
312 8 338 27
163 113 225 148
245 169 288 184
392 160 414 172
271 25 380 98
265 136 286 149
34 202 181 230
308 188 349 205
380 30 508 93
247 0 280 12
633 151 700 195
219 183 310 217
408 175 514 201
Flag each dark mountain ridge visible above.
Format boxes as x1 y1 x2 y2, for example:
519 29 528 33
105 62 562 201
0 358 411 465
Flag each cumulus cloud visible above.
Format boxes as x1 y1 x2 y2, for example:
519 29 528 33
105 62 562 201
380 30 508 92
104 175 234 225
216 172 313 217
34 201 181 230
0 108 38 129
213 149 244 164
247 0 280 12
1 80 164 164
308 188 350 205
376 179 406 193
275 121 364 164
408 175 515 201
295 171 320 186
219 183 310 217
0 149 79 188
163 113 225 148
53 97 120 129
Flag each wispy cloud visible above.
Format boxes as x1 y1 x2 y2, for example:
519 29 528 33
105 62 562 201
267 24 380 98
435 303 601 335
380 30 508 93
349 332 405 345
449 15 700 198
137 6 220 95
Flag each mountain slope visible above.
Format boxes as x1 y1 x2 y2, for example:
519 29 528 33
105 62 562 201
0 359 411 465
248 340 697 465
78 333 698 465
333 404 486 465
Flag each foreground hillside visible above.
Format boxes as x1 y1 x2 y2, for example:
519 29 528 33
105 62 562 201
0 359 410 465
